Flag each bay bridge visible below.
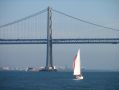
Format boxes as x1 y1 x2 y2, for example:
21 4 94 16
0 7 119 71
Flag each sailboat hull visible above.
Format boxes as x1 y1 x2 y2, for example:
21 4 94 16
75 75 83 80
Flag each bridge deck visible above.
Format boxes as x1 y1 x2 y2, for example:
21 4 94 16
0 38 119 44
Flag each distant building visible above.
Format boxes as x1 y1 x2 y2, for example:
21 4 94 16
0 67 9 71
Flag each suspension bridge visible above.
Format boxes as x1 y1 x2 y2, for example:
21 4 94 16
0 7 119 71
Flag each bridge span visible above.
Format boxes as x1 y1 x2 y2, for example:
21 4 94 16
0 7 119 71
0 38 119 44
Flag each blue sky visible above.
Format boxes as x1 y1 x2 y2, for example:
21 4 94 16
0 0 119 71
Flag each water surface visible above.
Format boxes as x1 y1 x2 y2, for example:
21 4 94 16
0 71 119 90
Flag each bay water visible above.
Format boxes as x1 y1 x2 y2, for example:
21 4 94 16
0 71 119 90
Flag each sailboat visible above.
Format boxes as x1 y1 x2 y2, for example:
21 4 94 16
73 49 83 80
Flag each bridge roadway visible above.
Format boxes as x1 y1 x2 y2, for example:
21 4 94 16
0 38 119 44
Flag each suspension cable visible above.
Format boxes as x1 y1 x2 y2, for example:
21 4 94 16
0 9 47 28
52 9 119 32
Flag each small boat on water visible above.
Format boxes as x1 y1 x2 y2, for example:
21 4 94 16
73 49 83 80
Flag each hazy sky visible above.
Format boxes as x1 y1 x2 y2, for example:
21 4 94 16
0 0 119 71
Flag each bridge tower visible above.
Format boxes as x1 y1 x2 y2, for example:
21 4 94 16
45 7 55 71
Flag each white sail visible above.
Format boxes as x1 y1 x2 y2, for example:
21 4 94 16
73 49 81 75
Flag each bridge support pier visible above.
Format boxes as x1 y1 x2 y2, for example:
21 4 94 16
45 7 56 71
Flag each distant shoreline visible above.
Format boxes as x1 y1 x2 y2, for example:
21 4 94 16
0 69 119 72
